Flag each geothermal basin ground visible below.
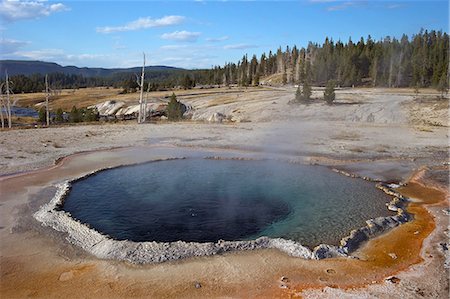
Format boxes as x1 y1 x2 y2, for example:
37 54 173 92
0 86 449 298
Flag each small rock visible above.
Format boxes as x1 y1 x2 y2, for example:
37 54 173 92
280 276 289 283
194 282 202 289
326 269 336 274
385 276 401 284
414 231 420 235
279 284 288 289
416 288 425 296
388 253 397 259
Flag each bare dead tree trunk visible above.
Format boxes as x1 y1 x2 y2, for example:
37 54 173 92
0 83 5 129
5 71 12 128
396 51 404 87
45 74 50 126
137 53 146 123
388 57 394 88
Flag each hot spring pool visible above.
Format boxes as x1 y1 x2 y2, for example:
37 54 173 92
62 159 393 248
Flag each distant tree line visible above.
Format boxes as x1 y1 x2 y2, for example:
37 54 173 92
208 29 448 88
7 29 449 94
9 73 109 93
9 71 199 93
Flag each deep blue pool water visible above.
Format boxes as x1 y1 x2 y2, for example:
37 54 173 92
62 159 393 247
1 106 39 117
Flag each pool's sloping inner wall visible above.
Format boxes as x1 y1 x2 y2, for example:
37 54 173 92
34 158 412 263
62 159 394 248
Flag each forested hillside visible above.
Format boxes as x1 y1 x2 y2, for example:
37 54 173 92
2 29 448 93
209 29 448 88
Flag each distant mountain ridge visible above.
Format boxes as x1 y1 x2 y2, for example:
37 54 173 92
0 60 184 77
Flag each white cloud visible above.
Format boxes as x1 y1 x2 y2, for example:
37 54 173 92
206 35 229 42
310 0 370 11
223 43 258 50
386 4 403 9
327 1 358 11
96 15 185 34
161 30 201 42
155 55 215 69
0 38 30 54
0 0 68 23
9 48 110 66
160 44 190 50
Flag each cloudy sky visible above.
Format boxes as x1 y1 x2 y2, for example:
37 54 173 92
0 0 448 69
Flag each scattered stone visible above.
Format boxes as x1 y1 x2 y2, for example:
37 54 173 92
313 244 346 259
388 253 397 259
387 204 398 212
414 231 420 235
194 282 202 289
326 269 336 274
415 288 425 296
280 276 289 283
385 276 401 284
208 112 226 123
279 284 288 289
439 242 448 251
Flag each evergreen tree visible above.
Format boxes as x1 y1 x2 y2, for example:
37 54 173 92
302 81 312 100
55 108 64 122
295 85 302 102
166 93 184 121
69 106 81 123
323 80 336 105
38 107 47 123
437 72 448 98
282 70 287 84
254 68 260 86
414 83 420 96
181 74 194 89
83 108 99 122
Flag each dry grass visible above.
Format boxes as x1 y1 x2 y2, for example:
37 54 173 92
14 87 124 111
12 86 267 112
205 96 240 107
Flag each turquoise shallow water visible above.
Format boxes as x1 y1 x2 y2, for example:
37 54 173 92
62 159 393 247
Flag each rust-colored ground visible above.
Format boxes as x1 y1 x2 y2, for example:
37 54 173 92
0 151 447 298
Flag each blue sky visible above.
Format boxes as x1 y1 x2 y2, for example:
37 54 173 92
0 0 448 69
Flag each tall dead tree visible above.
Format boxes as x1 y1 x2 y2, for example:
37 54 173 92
137 53 146 123
45 74 50 126
0 83 5 129
5 71 12 128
